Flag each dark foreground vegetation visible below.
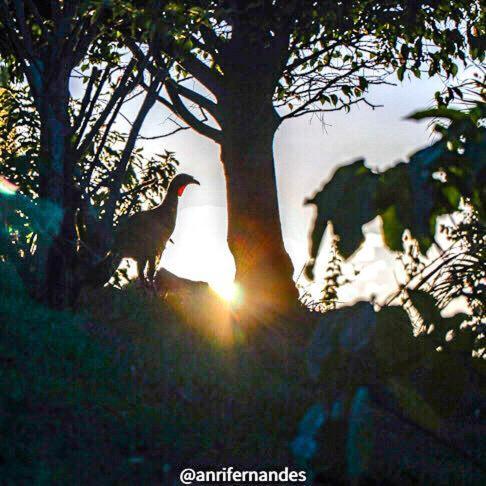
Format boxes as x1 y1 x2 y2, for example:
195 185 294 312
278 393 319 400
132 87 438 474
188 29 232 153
0 261 312 483
1 259 484 484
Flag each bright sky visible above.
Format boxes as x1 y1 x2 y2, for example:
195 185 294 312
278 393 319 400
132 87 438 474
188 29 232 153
131 72 446 303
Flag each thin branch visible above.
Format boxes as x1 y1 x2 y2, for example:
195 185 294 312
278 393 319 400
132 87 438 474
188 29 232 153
281 65 371 120
84 95 126 194
137 124 189 140
102 73 165 224
178 55 223 97
165 79 222 143
167 78 220 120
72 67 99 133
285 42 339 74
77 57 142 156
72 15 105 67
119 177 157 200
0 1 40 89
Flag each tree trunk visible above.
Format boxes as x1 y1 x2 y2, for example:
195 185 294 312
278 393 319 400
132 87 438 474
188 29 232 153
35 73 79 308
220 100 298 316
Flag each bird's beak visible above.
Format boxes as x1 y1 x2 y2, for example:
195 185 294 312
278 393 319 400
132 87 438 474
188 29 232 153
192 178 200 186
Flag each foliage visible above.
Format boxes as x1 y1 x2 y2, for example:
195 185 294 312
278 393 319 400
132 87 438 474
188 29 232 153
0 84 177 280
0 87 39 198
0 1 187 305
304 160 378 276
435 211 485 332
317 238 346 312
306 99 484 357
302 81 485 480
306 146 440 267
291 403 326 465
139 0 482 129
300 235 349 311
307 301 376 382
308 294 484 411
304 295 484 482
305 86 485 274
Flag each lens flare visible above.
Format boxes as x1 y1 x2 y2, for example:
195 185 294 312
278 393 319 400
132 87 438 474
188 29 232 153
0 176 18 196
210 279 243 306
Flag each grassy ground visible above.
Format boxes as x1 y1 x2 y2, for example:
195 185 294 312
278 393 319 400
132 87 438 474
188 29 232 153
2 262 483 485
0 263 312 484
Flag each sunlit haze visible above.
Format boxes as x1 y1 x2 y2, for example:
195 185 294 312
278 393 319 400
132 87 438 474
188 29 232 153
82 73 450 304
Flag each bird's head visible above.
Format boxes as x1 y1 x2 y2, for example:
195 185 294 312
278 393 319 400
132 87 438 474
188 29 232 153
170 173 200 197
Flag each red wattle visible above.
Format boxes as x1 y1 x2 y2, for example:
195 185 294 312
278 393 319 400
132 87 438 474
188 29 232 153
177 184 187 197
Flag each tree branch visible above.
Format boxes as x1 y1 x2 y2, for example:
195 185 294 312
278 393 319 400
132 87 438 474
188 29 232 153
179 55 223 97
0 1 41 90
83 94 126 194
165 79 222 143
102 73 165 224
281 64 367 120
72 66 99 133
12 0 34 56
167 78 221 120
77 57 142 156
75 63 112 143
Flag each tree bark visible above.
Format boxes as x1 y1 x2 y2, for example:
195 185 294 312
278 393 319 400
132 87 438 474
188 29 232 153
219 98 298 315
35 71 79 307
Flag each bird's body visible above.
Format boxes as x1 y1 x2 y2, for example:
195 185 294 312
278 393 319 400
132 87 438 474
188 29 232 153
112 173 199 285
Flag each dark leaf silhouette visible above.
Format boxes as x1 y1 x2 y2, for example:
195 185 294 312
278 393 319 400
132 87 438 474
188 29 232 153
305 160 378 278
307 301 376 380
306 99 485 276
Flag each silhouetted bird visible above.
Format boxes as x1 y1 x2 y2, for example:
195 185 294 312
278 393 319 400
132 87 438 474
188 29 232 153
86 173 200 288
114 173 200 286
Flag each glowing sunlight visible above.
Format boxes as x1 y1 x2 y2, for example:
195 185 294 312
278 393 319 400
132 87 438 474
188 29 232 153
210 279 242 306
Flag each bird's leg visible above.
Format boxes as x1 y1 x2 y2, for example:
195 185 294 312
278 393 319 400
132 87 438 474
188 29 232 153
136 259 148 289
146 257 157 294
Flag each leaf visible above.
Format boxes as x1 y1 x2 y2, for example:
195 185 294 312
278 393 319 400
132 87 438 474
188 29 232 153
407 107 471 123
408 289 442 324
307 302 376 380
407 145 442 252
387 378 442 433
380 205 405 251
358 76 368 89
346 387 374 481
445 316 475 353
397 65 405 81
305 160 379 274
297 403 327 437
441 182 462 208
375 305 428 376
375 143 443 254
408 290 473 352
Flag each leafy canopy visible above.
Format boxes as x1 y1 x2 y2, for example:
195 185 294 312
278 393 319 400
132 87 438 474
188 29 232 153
131 0 483 142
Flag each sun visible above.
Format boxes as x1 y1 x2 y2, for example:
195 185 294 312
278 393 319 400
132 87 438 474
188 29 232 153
210 279 242 305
